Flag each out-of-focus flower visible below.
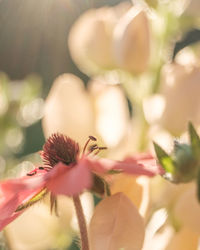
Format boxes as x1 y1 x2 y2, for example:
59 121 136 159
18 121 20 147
5 199 73 250
68 4 126 75
89 192 145 250
184 0 200 16
143 62 200 136
113 5 150 73
88 77 130 148
0 133 164 231
111 174 150 216
162 184 200 250
42 74 95 146
43 74 130 149
173 184 200 234
165 227 199 250
68 2 150 75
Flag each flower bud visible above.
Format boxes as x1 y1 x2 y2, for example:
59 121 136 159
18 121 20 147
42 74 95 146
172 142 198 183
113 6 150 73
68 3 131 75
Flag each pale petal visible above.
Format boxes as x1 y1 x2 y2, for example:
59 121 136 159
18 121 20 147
165 227 199 250
42 74 95 146
173 184 200 234
5 203 73 250
89 192 145 250
143 95 166 124
113 6 150 73
68 8 116 75
45 162 92 196
159 63 200 135
111 174 149 216
88 78 130 147
0 212 23 232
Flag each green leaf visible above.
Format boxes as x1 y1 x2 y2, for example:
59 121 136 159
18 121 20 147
188 122 200 160
153 142 175 173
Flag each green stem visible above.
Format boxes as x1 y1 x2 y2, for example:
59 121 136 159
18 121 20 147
73 195 89 250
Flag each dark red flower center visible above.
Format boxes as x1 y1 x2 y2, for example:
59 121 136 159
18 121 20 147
41 133 80 167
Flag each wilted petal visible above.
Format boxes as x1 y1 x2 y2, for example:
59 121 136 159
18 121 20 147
89 192 145 250
45 161 92 196
42 74 95 146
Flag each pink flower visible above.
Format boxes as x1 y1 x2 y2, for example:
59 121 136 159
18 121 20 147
0 133 164 231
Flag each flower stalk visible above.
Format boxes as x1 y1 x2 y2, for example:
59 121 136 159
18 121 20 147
73 195 89 250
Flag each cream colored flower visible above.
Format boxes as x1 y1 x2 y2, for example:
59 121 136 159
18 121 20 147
5 198 74 250
173 184 200 234
68 2 130 75
68 2 150 75
42 74 130 149
165 227 199 250
113 6 150 73
110 173 150 217
159 62 200 135
184 0 200 16
42 74 95 146
143 62 200 136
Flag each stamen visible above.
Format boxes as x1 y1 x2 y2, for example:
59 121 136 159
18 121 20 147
98 147 108 150
27 170 37 176
89 144 98 152
82 136 97 156
93 146 108 155
39 166 52 172
89 135 97 141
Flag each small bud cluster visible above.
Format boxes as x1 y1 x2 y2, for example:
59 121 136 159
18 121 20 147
154 122 200 201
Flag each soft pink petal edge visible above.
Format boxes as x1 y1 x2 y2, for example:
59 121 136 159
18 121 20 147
44 161 93 196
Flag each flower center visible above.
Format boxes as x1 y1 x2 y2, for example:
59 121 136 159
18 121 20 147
41 133 80 167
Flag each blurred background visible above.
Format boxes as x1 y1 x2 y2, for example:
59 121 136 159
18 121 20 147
1 0 200 249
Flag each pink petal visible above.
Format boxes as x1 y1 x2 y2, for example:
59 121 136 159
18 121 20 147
86 154 165 177
0 169 47 231
0 212 23 231
122 155 165 176
44 161 93 196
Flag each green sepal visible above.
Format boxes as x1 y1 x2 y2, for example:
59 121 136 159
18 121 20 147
188 122 200 161
197 169 200 202
107 169 121 174
91 174 111 198
153 142 175 173
15 188 48 212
